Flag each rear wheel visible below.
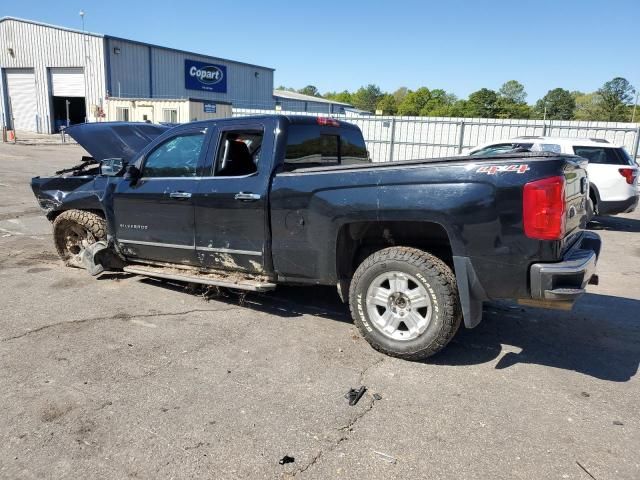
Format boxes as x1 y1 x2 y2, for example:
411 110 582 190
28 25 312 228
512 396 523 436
53 210 107 268
349 247 461 360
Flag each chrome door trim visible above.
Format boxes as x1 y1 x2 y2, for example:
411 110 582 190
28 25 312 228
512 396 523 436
195 246 262 256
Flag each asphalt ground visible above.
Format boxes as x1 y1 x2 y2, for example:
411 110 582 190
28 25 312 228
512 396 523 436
0 143 638 479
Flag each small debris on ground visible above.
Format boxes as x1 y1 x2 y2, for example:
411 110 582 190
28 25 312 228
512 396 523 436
279 455 295 465
345 386 367 406
581 392 590 398
373 393 382 401
613 420 624 426
373 450 397 464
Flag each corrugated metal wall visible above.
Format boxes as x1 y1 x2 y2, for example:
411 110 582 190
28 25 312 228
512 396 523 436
275 98 347 114
106 38 275 109
0 18 106 133
107 39 150 98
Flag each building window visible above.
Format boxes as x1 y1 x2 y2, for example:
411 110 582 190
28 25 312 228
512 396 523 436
163 109 178 124
116 107 129 122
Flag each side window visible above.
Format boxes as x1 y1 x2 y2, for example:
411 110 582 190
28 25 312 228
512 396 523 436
214 129 263 177
284 125 369 171
116 107 129 122
285 127 339 170
341 129 369 165
573 146 632 165
539 143 561 153
471 144 512 157
142 132 205 178
163 109 178 123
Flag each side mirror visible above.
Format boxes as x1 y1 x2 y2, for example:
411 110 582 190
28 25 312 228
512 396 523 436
100 158 125 176
124 164 141 183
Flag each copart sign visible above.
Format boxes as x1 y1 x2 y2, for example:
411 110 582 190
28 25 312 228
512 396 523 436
185 59 227 93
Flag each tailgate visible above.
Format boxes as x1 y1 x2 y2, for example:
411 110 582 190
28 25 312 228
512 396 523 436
563 160 590 236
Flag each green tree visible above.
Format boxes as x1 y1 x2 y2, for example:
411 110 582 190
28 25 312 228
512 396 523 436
376 94 397 115
535 88 575 120
496 80 530 118
324 90 353 105
351 84 383 113
276 85 296 92
420 89 455 116
497 99 532 119
573 92 604 120
449 100 469 117
499 80 527 104
597 77 636 121
466 88 500 117
397 87 432 116
298 85 321 97
392 87 409 104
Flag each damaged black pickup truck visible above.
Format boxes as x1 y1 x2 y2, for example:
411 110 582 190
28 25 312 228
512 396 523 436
31 116 601 359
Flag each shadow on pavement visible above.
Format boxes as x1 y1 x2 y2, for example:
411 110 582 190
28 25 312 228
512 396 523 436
588 215 640 233
433 293 640 382
134 276 639 381
139 277 352 323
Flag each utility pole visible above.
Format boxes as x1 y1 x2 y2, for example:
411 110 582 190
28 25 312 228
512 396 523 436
632 90 638 124
80 10 88 123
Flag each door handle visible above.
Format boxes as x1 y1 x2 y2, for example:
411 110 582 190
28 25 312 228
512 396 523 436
234 192 261 201
169 191 192 199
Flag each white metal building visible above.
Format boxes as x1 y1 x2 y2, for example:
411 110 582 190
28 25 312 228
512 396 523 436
0 17 275 133
273 89 352 114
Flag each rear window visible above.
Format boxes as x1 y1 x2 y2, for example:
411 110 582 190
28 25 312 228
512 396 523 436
471 143 533 157
572 146 633 165
284 126 369 171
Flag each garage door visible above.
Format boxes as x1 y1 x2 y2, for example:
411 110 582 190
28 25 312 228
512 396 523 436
6 69 37 132
50 68 85 97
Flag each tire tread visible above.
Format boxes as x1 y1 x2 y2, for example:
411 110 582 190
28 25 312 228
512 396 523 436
349 246 461 360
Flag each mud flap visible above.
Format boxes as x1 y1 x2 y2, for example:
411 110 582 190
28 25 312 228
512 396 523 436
452 256 488 328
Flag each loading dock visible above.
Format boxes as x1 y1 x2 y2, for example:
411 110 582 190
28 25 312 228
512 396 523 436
5 69 37 132
49 67 86 131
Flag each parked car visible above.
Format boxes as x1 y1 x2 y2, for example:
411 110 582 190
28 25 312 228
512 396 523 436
31 117 601 360
466 136 639 216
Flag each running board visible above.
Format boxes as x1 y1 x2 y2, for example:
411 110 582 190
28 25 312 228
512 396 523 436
123 265 277 292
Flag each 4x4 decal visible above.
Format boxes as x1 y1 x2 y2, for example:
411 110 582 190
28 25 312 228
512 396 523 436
477 164 530 174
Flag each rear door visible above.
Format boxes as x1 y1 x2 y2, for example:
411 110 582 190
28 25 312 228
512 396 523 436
113 126 209 265
573 146 638 201
192 119 273 273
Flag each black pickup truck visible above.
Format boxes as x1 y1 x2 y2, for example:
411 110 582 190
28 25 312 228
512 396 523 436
31 115 601 359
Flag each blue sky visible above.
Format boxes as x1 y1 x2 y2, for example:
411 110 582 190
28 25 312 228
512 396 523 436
2 0 638 102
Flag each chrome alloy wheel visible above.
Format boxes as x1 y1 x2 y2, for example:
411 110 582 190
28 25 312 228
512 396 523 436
365 271 433 341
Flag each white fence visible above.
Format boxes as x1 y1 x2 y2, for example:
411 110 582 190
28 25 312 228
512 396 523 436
233 108 640 163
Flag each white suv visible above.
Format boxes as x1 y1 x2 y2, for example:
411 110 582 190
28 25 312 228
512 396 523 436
467 136 639 216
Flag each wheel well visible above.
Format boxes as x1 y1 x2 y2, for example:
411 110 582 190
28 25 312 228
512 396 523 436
336 221 453 281
47 208 105 223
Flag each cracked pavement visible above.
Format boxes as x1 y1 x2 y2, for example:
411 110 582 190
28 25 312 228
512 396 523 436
1 143 639 479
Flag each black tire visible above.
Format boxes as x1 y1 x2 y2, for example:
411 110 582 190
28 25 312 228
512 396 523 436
349 247 461 360
53 210 107 268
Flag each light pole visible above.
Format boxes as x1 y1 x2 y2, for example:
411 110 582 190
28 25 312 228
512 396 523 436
632 90 638 124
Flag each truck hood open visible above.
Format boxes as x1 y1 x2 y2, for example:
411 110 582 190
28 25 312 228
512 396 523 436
65 122 171 162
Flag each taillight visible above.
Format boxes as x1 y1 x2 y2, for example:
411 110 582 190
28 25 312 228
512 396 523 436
523 176 566 240
618 168 637 185
317 117 340 127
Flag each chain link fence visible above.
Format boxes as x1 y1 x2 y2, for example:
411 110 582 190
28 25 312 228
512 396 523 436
233 108 640 163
